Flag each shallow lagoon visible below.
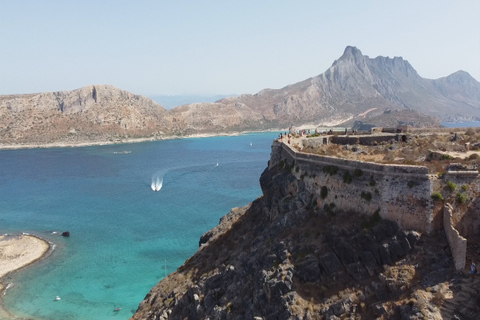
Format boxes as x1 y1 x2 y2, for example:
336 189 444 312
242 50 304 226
0 133 275 319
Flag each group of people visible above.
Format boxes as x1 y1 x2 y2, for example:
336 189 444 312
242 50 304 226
278 132 292 144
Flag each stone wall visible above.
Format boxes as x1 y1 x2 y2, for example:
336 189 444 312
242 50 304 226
443 204 467 271
331 134 406 146
270 140 434 233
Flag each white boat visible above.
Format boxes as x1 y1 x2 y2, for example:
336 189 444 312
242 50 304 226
54 296 61 301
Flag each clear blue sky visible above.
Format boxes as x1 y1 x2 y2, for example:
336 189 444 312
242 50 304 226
1 0 479 96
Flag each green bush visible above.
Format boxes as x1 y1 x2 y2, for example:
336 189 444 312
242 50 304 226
457 193 467 204
343 171 353 184
461 184 468 191
280 160 292 172
361 209 381 229
407 181 416 188
361 191 372 202
320 186 328 199
354 169 363 177
446 180 457 191
431 192 444 201
369 180 376 187
323 165 338 176
324 202 336 215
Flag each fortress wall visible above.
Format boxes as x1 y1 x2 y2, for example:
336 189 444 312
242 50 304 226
443 204 467 271
271 141 433 232
442 173 480 238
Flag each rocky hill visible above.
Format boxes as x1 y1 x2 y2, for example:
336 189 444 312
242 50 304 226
1 46 480 147
131 145 480 319
219 46 480 126
0 85 171 145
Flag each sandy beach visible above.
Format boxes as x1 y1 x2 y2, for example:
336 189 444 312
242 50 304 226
0 234 50 319
0 234 50 279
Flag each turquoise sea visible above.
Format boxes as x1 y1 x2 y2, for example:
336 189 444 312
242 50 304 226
0 133 276 320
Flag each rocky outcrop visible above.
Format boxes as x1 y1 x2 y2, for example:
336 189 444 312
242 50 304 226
131 155 480 319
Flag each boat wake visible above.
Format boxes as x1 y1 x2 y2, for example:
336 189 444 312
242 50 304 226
151 176 163 192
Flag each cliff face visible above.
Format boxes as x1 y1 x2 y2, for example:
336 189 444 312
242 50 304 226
131 141 480 320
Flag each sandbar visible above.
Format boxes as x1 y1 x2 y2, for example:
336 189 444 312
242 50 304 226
0 234 50 279
0 234 50 319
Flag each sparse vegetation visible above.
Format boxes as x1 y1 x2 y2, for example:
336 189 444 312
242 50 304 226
304 129 480 175
360 191 372 202
320 186 328 199
446 180 457 192
457 192 467 204
324 202 336 215
323 165 338 176
343 171 352 184
369 180 376 187
361 209 382 229
431 192 444 201
353 168 363 177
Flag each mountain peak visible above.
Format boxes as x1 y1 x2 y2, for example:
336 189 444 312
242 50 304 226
339 46 364 61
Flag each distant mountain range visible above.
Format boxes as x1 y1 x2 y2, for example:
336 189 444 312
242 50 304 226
1 46 479 146
148 94 235 109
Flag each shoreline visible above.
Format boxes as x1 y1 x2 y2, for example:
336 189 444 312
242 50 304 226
0 122 348 151
0 234 52 320
0 130 284 151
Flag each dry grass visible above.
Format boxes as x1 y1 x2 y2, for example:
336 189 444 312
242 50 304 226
300 130 480 174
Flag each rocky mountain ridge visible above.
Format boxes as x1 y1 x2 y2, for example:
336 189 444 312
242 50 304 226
1 47 480 146
219 46 480 125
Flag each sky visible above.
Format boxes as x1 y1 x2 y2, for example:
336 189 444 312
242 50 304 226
1 0 479 97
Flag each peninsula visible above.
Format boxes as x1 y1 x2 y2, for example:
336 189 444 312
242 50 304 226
0 234 50 319
132 126 480 319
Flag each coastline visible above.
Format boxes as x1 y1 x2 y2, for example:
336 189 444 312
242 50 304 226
0 121 354 151
0 130 283 151
0 234 51 320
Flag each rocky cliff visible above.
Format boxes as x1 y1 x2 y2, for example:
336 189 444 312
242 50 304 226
0 85 171 145
1 47 479 147
131 144 480 320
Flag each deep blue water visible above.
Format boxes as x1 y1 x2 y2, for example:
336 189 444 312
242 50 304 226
0 133 275 320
